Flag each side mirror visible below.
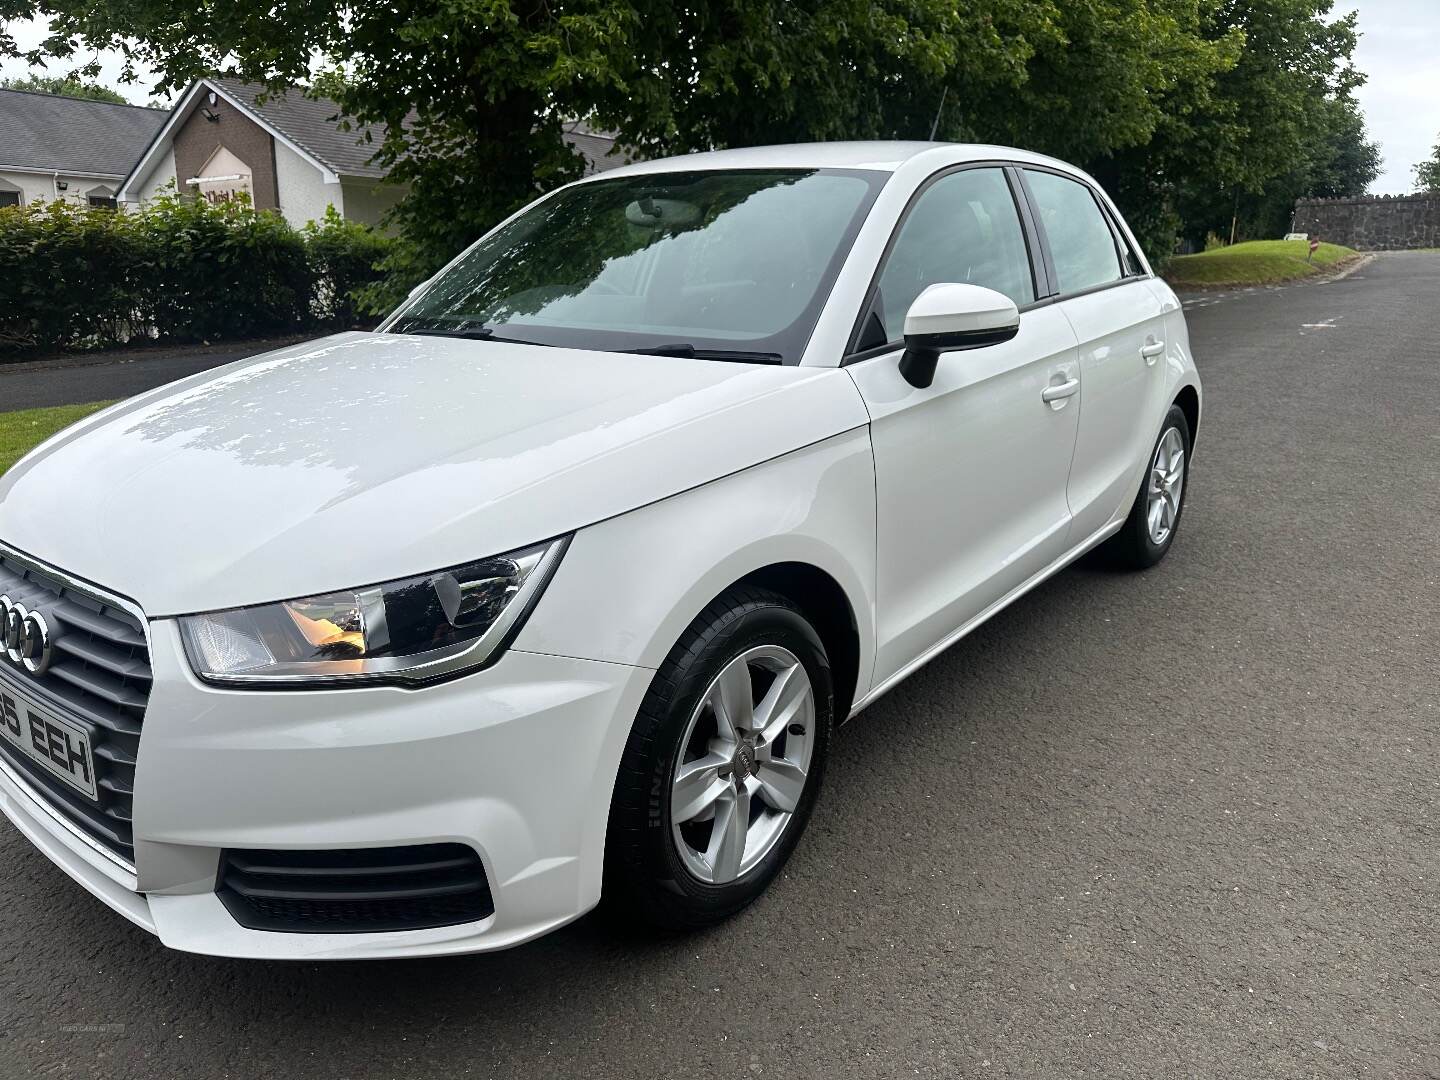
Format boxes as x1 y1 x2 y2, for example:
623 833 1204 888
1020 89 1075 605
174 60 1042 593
898 283 1020 388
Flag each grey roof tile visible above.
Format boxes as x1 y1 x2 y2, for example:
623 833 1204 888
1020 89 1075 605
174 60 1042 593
0 89 168 177
214 79 625 180
212 79 393 179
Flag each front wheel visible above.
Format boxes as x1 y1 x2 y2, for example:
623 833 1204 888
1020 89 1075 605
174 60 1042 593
604 586 833 930
1103 404 1192 569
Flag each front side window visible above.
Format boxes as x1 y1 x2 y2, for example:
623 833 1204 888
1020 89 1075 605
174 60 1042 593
0 191 20 208
862 168 1035 347
388 169 885 364
1024 170 1123 294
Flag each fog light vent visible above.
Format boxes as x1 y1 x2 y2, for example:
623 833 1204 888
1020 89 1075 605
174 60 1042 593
216 843 494 933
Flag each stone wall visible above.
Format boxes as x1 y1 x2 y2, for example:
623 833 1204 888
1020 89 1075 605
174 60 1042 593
1291 194 1440 251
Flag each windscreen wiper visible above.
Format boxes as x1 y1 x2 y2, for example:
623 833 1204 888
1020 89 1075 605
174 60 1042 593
405 325 554 347
621 344 784 365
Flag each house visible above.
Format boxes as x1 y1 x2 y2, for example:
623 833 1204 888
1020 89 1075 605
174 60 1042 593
0 88 168 209
562 119 630 175
119 77 407 228
120 77 629 229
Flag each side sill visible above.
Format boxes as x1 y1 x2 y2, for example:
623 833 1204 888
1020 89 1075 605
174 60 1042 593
848 518 1125 719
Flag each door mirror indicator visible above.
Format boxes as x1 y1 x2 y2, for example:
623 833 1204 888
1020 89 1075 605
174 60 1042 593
899 283 1020 388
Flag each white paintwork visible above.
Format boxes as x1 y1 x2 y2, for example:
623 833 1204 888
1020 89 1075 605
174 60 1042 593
1059 279 1170 537
902 283 1019 339
0 166 128 207
0 333 867 616
515 429 878 690
127 146 178 206
0 141 1200 958
274 138 345 227
190 144 254 203
850 302 1082 685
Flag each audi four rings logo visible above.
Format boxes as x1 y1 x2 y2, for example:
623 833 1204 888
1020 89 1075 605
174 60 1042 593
0 595 53 677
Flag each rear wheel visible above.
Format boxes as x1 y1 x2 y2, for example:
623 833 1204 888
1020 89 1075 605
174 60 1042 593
1104 404 1192 569
604 586 832 930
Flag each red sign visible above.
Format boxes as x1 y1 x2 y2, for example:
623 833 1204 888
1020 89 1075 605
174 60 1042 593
1309 238 1320 253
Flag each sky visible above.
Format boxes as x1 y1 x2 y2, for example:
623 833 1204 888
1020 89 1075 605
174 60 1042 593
2 2 1438 194
1340 0 1440 193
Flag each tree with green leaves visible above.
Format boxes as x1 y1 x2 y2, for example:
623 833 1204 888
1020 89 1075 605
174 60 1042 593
0 71 129 103
1161 0 1371 246
1416 134 1440 192
0 0 1372 280
4 0 1069 297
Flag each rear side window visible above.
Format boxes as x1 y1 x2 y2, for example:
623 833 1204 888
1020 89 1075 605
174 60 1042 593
870 168 1035 343
1024 170 1122 294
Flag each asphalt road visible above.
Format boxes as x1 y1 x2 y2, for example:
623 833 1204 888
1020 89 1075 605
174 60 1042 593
0 336 308 412
2 253 1437 1079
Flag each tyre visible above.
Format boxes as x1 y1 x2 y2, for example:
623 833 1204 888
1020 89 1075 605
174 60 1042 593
1103 403 1192 569
604 585 833 930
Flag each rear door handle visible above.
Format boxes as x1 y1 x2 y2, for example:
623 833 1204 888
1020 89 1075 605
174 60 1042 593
1141 340 1165 364
1041 378 1080 403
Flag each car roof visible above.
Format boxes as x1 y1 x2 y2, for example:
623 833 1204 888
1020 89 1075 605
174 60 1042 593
594 141 1081 179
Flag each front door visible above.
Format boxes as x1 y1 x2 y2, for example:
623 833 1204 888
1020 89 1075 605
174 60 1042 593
845 166 1082 688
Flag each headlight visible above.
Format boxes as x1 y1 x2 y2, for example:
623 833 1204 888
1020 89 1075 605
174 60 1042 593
179 537 569 688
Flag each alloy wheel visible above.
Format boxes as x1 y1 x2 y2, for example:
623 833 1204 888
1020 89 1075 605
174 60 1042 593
1146 426 1186 545
669 645 816 885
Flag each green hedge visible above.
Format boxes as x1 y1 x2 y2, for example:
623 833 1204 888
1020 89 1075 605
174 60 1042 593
0 196 394 355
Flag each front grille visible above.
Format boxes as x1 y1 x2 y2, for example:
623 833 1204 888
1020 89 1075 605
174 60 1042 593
217 844 495 933
0 550 148 865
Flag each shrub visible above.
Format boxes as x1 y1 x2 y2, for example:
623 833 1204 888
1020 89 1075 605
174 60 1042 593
304 206 394 327
0 193 397 356
0 200 145 352
130 193 313 342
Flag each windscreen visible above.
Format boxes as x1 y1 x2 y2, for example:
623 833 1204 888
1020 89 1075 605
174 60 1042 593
386 168 885 364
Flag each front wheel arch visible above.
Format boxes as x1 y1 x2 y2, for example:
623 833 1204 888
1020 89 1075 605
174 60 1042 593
733 562 861 724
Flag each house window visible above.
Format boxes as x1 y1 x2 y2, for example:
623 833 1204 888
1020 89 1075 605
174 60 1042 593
88 194 118 210
0 191 20 209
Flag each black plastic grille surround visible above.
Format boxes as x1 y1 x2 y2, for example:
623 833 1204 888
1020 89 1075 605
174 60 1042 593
0 551 148 865
216 844 495 933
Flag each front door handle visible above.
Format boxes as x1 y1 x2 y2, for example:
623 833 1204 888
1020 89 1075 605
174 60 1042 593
1141 340 1165 364
1041 378 1080 404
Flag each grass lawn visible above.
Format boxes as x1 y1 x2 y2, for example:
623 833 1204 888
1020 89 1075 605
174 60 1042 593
0 401 116 476
1164 239 1358 288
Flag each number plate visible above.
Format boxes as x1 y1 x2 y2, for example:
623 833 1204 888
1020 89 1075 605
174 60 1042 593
0 685 98 800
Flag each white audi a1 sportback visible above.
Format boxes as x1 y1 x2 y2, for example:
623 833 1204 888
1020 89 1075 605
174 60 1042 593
0 142 1199 959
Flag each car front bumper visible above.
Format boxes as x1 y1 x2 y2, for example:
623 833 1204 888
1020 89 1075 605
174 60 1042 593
0 618 653 959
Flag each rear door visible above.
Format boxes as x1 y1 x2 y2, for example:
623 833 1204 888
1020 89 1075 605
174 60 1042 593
1020 168 1169 540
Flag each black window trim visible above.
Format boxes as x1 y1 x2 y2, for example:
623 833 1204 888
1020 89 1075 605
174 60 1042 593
1015 164 1152 305
841 159 1046 366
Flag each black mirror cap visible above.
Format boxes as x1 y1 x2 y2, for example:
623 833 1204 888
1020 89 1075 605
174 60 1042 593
898 321 1020 388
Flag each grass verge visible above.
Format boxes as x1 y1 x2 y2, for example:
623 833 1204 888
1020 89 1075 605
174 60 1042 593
0 402 116 476
1164 239 1358 288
